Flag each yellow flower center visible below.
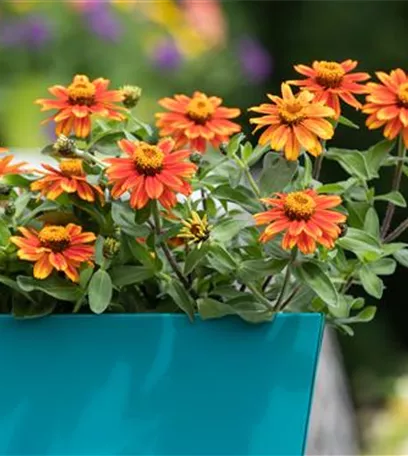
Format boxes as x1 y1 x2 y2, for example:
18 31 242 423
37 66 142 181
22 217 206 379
67 75 96 106
279 101 305 124
38 225 71 252
397 83 408 107
59 159 84 177
283 191 316 221
133 143 164 176
186 94 215 124
315 61 345 88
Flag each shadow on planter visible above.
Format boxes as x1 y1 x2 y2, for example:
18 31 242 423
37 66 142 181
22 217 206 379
0 313 323 455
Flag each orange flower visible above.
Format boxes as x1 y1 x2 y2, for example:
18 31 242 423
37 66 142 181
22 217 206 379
155 91 241 153
105 137 197 209
254 189 346 254
0 153 28 176
36 74 126 138
31 159 104 204
289 60 370 118
249 83 335 161
10 224 96 282
363 69 408 146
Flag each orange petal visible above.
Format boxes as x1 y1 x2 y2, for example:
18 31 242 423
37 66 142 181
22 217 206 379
33 254 53 279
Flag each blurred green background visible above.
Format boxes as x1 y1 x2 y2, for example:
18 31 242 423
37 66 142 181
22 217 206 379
2 1 408 452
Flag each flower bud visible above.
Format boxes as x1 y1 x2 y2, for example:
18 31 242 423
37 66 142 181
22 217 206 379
103 237 121 259
4 202 15 216
121 85 142 108
53 135 76 157
219 142 228 155
0 184 11 196
189 152 202 165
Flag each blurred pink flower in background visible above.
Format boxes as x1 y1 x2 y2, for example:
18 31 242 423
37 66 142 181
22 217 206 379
181 0 227 47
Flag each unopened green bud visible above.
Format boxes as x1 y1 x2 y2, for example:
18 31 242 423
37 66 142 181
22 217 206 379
0 184 11 196
121 85 142 108
53 135 76 157
103 237 121 259
219 142 228 155
4 202 15 217
189 152 203 165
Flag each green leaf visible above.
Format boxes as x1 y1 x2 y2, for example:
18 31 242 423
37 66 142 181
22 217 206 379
393 249 408 267
94 235 105 267
90 131 124 155
2 174 33 188
212 185 263 212
226 133 245 157
337 227 382 258
109 265 155 287
112 201 150 237
0 218 11 246
12 300 56 319
337 115 360 129
259 152 297 196
208 243 237 274
326 148 370 179
366 139 395 177
295 261 338 307
241 142 253 163
382 242 408 256
359 265 384 298
237 258 287 283
247 143 270 167
165 279 195 321
88 269 113 314
211 218 251 243
364 207 380 238
370 258 396 275
374 191 406 207
197 297 272 323
317 178 358 195
302 154 313 188
184 244 209 275
336 306 377 324
14 192 31 220
17 275 82 302
123 234 157 268
79 266 93 289
0 274 35 302
346 201 370 228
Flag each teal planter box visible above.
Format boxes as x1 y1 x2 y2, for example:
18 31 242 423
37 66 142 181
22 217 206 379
0 313 323 455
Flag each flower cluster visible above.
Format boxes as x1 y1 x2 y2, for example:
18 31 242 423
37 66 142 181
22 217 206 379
0 64 406 333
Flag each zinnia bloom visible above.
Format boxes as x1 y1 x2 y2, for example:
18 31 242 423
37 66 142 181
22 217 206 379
289 60 370 118
31 159 104 203
249 83 335 161
254 189 346 254
10 224 96 282
0 153 28 176
105 137 197 209
36 74 126 138
155 91 241 153
363 69 408 146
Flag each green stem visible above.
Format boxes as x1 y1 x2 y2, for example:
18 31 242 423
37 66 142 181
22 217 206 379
275 249 296 311
384 217 408 243
312 140 326 180
235 156 261 198
381 134 406 239
152 201 193 294
245 282 275 312
74 148 106 169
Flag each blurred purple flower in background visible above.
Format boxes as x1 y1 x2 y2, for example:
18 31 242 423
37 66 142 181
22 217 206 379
0 15 51 49
83 3 122 42
237 36 273 84
151 39 182 71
